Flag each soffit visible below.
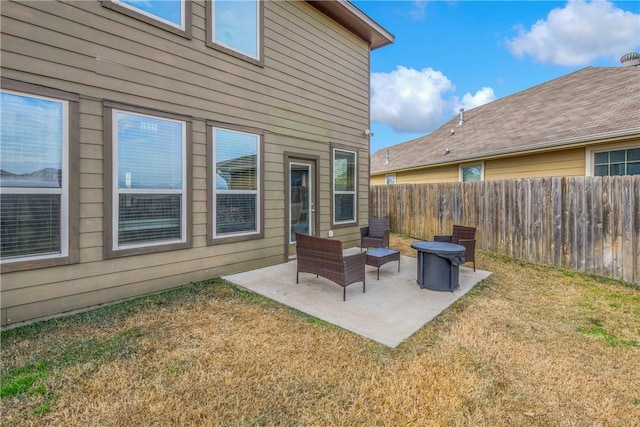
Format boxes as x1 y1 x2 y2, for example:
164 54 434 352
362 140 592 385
307 0 394 50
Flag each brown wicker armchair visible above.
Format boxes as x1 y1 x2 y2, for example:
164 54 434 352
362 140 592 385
434 225 477 271
295 233 366 301
360 217 390 251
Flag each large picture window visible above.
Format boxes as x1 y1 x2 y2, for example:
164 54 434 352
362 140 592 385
105 105 191 257
1 91 67 261
102 0 191 37
207 0 262 64
333 148 357 224
1 82 79 271
209 126 262 242
593 148 640 176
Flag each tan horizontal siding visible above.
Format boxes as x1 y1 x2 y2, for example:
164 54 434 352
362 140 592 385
2 3 369 146
1 0 373 326
80 203 103 219
370 175 386 185
397 165 460 184
267 1 369 87
485 148 586 180
5 253 285 325
2 235 286 293
372 147 589 184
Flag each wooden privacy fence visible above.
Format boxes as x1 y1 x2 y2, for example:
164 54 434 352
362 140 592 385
370 176 640 284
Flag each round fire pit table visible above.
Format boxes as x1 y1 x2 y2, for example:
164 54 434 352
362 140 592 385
410 241 466 291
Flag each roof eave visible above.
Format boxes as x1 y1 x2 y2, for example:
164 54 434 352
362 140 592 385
372 128 640 175
307 0 394 50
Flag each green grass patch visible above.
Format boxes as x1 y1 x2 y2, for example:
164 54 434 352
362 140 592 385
0 363 49 398
578 324 639 347
305 316 331 326
1 327 146 418
165 359 190 376
31 393 58 417
51 327 145 368
578 300 595 309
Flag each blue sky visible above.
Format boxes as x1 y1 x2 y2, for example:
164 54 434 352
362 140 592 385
119 0 183 26
353 0 640 154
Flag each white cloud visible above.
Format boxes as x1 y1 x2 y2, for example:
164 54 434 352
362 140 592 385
370 66 496 133
506 0 640 66
371 66 454 133
455 87 497 114
408 0 428 21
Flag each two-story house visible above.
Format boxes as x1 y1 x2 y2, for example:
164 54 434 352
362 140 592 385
0 0 393 327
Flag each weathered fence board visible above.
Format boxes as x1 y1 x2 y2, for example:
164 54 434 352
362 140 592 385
370 175 640 283
634 176 640 282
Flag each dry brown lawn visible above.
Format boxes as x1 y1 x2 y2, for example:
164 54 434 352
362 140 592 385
2 233 639 426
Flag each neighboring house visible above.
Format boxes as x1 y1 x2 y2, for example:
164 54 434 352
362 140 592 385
371 60 640 185
0 0 393 327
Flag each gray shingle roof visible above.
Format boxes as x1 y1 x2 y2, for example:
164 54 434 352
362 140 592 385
371 66 640 174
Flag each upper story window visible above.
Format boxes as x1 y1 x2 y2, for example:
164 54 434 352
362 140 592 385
102 0 192 38
1 82 79 272
333 148 357 225
207 0 263 65
385 173 396 185
208 126 262 243
104 103 192 258
460 163 483 182
593 148 640 176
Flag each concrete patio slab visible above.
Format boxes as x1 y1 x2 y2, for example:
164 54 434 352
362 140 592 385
224 251 491 348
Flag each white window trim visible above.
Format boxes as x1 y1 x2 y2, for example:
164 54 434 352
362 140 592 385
385 173 396 185
211 127 261 239
111 109 187 250
585 142 640 176
111 0 186 30
459 161 485 182
0 90 69 264
210 0 261 61
333 148 357 225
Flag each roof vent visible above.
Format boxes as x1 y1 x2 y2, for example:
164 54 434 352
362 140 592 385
384 149 390 165
457 108 465 126
620 52 640 67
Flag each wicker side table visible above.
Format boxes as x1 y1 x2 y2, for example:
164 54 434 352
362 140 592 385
365 248 401 280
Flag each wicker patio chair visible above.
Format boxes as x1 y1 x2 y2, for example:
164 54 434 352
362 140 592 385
295 233 366 301
360 217 390 251
434 224 477 271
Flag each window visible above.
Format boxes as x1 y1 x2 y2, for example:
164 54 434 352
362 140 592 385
208 126 262 243
460 163 483 182
385 173 396 185
102 0 192 38
1 81 79 271
207 0 263 65
333 148 357 224
593 148 640 176
104 104 191 257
